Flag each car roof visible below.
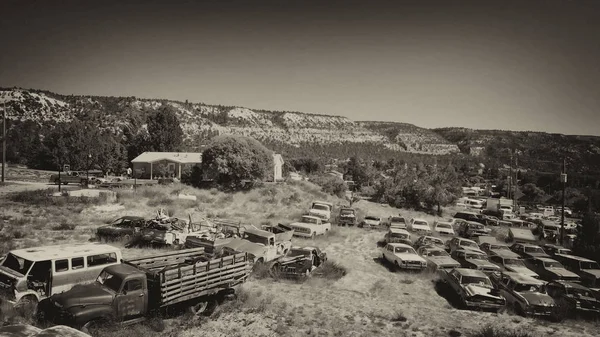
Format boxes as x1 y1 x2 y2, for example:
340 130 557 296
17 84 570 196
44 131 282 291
492 250 521 258
519 243 541 247
465 221 483 225
420 235 443 241
10 243 120 262
116 216 145 221
456 211 478 215
553 280 592 290
501 272 545 285
454 268 487 277
389 228 410 234
420 245 445 251
312 200 332 205
456 248 485 255
105 262 140 276
301 215 321 220
555 254 595 262
542 244 564 249
458 237 477 243
533 257 560 263
388 243 413 248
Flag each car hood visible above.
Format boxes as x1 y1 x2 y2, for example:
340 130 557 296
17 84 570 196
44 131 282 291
565 294 600 308
467 259 499 269
547 268 579 278
506 266 538 277
519 292 555 306
309 209 329 216
224 239 267 258
278 255 310 264
411 224 429 229
364 219 380 224
582 270 600 278
464 284 501 299
394 253 425 263
52 283 114 309
526 252 550 258
290 222 317 228
428 256 460 267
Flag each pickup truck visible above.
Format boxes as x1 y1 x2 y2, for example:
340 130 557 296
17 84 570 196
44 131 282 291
42 248 251 333
49 171 88 185
288 215 331 238
308 201 333 223
337 208 357 226
223 225 294 264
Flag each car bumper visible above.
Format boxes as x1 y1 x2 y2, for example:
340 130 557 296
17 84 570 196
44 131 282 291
293 232 314 238
465 301 505 310
437 231 454 236
524 308 554 316
398 264 427 270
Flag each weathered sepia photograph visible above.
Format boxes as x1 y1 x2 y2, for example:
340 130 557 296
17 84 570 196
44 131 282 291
1 0 600 336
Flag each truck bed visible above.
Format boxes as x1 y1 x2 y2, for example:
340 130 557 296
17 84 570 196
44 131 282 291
124 248 251 307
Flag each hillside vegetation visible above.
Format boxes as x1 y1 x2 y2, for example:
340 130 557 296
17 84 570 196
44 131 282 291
0 88 459 157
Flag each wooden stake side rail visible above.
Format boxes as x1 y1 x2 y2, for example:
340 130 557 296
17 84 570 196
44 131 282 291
159 252 248 281
160 275 249 307
161 263 250 293
161 268 250 302
125 248 206 272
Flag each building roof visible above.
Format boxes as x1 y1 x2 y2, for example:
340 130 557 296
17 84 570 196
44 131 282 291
131 152 203 164
11 243 119 262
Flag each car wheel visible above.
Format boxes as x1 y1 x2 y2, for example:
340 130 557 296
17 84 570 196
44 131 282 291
394 261 400 271
123 234 131 242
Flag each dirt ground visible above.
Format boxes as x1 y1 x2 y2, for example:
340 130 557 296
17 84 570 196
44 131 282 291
0 181 598 337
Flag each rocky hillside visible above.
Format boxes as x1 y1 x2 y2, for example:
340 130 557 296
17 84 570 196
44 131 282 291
433 127 600 175
0 88 459 155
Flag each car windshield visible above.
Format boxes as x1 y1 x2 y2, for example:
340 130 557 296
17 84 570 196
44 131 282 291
461 276 492 288
287 249 311 258
302 217 319 225
395 247 416 254
1 253 34 275
312 204 329 211
514 283 543 293
391 217 405 223
491 245 510 251
461 241 478 248
424 237 443 245
543 261 564 268
96 270 123 292
365 216 380 221
580 262 600 270
414 221 427 226
426 250 449 257
567 287 594 298
243 232 270 245
391 233 408 239
525 247 545 254
341 210 354 215
110 218 124 226
466 253 487 260
437 224 452 229
505 259 525 266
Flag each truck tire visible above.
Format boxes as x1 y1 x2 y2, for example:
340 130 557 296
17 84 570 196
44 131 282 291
80 319 106 334
188 299 218 317
15 295 38 319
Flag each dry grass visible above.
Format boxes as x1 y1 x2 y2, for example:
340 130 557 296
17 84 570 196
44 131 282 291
1 181 599 337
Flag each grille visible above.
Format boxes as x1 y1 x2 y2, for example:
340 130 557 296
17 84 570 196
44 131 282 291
292 227 311 233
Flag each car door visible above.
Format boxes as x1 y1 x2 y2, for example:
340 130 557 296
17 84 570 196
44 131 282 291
383 245 392 262
115 277 148 320
502 279 518 306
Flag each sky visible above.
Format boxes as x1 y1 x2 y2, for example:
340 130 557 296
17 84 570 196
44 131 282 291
1 0 599 136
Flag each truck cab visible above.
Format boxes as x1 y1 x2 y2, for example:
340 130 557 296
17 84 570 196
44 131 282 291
308 201 333 223
224 227 293 263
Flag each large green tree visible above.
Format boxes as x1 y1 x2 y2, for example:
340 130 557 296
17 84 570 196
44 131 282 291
201 135 273 189
146 105 183 152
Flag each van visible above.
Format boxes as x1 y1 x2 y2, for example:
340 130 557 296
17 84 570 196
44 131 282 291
465 199 484 210
0 243 122 311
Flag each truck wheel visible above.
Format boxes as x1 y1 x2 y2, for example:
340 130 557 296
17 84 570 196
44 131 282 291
189 299 218 317
80 320 103 334
15 295 38 319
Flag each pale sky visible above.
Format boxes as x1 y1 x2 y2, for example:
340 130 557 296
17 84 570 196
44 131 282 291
1 0 599 135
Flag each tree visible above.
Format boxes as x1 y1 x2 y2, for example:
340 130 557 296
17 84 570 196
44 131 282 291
146 105 184 152
522 183 545 202
95 131 127 176
423 164 462 215
573 213 600 263
200 135 273 189
309 174 348 198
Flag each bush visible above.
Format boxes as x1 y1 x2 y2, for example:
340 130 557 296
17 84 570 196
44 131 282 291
52 222 76 231
309 175 347 198
471 326 535 337
315 261 347 280
200 135 273 190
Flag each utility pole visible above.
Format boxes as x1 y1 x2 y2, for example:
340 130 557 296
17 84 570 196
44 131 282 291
508 151 513 199
514 154 519 211
1 102 6 183
560 157 567 246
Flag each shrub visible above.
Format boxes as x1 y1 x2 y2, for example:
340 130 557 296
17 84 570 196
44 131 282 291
471 326 535 337
52 222 76 231
309 175 347 198
315 261 347 280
